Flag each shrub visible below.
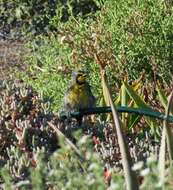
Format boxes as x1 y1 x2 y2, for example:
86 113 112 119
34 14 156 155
102 0 173 83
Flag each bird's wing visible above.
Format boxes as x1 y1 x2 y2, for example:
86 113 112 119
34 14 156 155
85 83 96 107
63 83 77 111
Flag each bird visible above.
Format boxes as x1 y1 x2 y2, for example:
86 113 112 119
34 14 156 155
62 69 96 125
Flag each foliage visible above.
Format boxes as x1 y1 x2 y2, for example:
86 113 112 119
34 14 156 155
102 0 173 83
2 0 173 189
0 0 99 37
21 0 173 112
0 135 121 189
0 79 58 161
0 0 58 37
1 79 173 189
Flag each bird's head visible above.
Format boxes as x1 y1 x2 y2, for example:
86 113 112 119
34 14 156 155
72 69 87 85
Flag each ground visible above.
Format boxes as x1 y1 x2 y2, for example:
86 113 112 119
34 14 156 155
0 39 26 79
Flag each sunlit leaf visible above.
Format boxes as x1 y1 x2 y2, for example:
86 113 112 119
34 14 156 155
123 82 158 133
157 85 173 115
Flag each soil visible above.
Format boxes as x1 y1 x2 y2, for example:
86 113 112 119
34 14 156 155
0 39 26 80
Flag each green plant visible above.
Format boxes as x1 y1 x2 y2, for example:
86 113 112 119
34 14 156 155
102 0 173 83
0 0 58 37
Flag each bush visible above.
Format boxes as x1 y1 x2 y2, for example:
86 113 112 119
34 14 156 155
0 0 99 37
102 0 173 83
21 0 173 111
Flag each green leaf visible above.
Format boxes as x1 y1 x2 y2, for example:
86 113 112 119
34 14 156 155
128 115 141 130
157 85 173 115
123 82 158 133
123 82 150 109
121 83 128 124
158 90 173 186
101 71 139 190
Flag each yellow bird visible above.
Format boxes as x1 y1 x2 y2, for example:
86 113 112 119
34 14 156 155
63 69 96 113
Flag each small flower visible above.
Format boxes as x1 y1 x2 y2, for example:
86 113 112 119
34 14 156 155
30 156 37 168
104 167 111 185
93 136 100 145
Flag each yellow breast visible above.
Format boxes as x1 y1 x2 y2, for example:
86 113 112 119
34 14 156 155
67 84 90 109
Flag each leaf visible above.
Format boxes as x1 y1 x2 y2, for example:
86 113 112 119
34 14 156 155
157 86 167 109
131 79 142 92
99 97 109 121
101 73 112 121
123 82 150 109
120 80 143 129
114 92 121 106
100 70 139 190
121 83 128 124
101 75 110 106
158 90 173 186
128 115 141 130
123 82 158 133
157 85 173 115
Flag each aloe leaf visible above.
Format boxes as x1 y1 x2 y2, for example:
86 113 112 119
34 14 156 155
128 115 141 130
123 82 150 109
158 90 173 186
101 76 110 106
101 70 139 190
121 83 128 124
114 92 121 106
99 97 108 121
157 86 167 108
123 82 158 132
131 79 142 92
157 85 173 115
121 81 142 130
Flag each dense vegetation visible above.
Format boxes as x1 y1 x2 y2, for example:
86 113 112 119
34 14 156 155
1 0 173 189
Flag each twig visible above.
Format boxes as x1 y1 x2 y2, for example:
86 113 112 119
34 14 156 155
48 122 85 160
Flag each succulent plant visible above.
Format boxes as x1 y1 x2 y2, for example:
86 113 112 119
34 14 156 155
0 79 162 188
0 80 59 164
